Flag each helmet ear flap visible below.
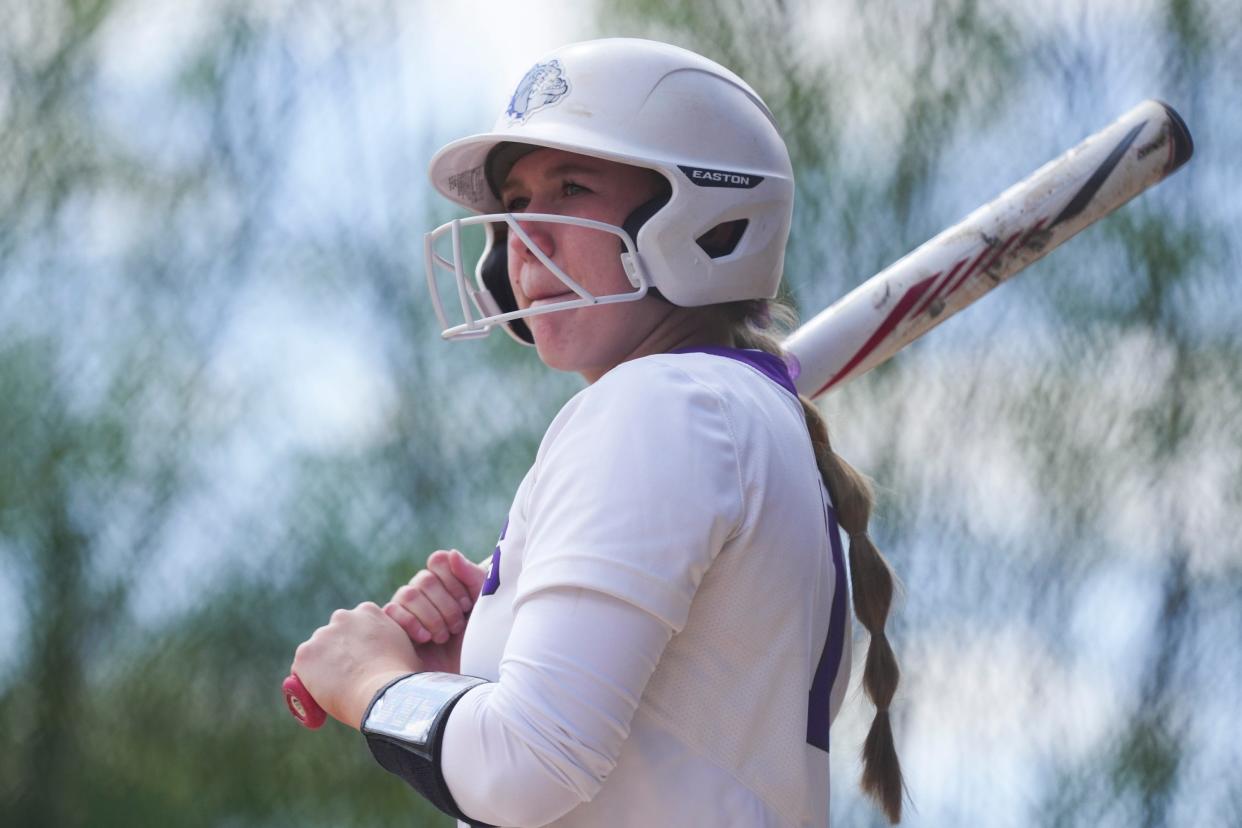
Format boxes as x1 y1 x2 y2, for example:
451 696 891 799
620 180 672 250
619 180 672 305
478 224 534 344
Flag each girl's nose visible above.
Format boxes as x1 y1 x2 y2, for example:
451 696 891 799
509 220 555 263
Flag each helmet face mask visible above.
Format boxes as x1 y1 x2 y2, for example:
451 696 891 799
424 38 794 343
423 210 651 343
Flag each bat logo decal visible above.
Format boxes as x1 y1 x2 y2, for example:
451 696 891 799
1049 122 1145 229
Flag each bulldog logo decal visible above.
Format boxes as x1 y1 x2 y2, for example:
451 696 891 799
506 59 570 123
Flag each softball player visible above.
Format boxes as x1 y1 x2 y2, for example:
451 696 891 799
291 38 903 826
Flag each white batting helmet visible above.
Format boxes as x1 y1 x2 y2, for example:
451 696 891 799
424 37 794 343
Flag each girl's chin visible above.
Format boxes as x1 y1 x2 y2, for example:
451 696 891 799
531 329 592 374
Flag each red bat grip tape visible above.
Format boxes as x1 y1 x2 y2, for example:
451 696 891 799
283 674 327 729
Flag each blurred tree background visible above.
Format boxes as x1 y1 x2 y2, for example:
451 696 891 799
0 0 1237 826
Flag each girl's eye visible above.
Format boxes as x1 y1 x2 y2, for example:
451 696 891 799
504 196 529 212
563 181 590 197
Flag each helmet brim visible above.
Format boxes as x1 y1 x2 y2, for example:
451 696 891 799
428 126 675 214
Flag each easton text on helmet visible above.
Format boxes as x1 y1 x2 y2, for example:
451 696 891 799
678 165 764 189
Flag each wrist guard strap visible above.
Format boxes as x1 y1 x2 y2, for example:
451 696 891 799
362 672 492 826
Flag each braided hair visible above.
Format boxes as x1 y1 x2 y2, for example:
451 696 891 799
721 298 906 824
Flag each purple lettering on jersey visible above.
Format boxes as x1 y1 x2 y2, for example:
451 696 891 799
671 346 800 398
806 505 847 751
481 518 508 597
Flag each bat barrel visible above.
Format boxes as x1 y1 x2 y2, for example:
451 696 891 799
784 100 1194 398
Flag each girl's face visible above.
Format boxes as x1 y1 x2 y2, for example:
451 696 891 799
501 148 680 382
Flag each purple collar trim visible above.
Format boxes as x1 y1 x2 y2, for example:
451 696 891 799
671 346 801 398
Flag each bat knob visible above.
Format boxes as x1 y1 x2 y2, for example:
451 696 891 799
283 674 327 729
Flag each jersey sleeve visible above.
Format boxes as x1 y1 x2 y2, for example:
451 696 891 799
514 358 747 631
441 587 672 826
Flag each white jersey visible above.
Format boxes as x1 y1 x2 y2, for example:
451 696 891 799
441 349 852 828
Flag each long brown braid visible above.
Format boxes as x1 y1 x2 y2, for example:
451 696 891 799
721 298 906 824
